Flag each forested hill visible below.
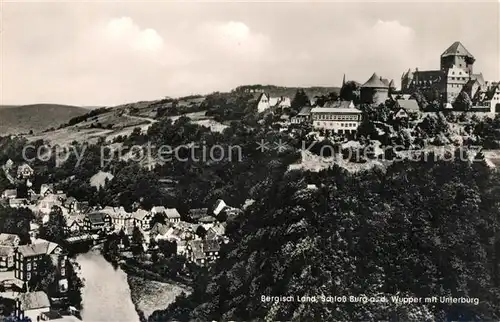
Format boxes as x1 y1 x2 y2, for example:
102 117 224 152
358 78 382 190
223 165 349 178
233 84 341 98
150 153 500 321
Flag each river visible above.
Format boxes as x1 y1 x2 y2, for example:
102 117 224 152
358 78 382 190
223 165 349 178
76 251 140 322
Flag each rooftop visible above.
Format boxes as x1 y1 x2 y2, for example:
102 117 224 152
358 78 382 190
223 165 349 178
396 99 420 112
165 208 181 219
441 41 474 59
310 107 362 114
17 291 50 310
361 73 389 89
0 233 19 246
17 240 60 257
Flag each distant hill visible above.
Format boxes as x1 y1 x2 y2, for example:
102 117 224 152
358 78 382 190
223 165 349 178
0 104 89 135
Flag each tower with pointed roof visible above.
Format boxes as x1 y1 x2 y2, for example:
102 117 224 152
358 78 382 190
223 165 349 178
360 72 390 105
440 41 475 75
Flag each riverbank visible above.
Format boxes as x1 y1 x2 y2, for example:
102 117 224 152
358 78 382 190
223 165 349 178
119 256 192 320
127 275 190 319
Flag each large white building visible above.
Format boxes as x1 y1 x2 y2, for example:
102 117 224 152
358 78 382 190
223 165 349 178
310 101 362 135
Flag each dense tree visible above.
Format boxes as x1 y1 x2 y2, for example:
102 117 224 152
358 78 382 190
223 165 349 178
150 153 500 321
102 234 121 265
290 89 310 112
195 226 207 240
454 91 473 111
157 240 177 258
131 226 145 254
0 206 33 244
118 229 131 249
339 81 360 103
28 256 56 294
39 206 67 243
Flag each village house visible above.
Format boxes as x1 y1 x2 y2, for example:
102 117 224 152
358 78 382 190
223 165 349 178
198 215 217 230
4 159 14 170
17 163 34 179
165 208 181 223
290 106 313 124
27 188 38 201
29 222 40 241
256 93 292 113
187 208 208 222
213 199 227 216
151 206 167 215
65 214 86 234
482 83 500 113
1 189 17 199
150 222 196 243
39 184 54 197
62 197 79 213
14 240 68 293
206 224 226 241
186 239 221 266
393 99 421 119
101 206 134 232
83 212 113 234
15 291 51 322
0 233 20 271
0 246 16 272
9 198 29 209
37 194 64 215
310 101 362 135
133 209 152 231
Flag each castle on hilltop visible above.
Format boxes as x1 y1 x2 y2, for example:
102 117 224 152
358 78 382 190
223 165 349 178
401 41 500 111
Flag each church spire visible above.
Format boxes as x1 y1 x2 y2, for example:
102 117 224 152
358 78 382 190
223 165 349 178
342 74 346 87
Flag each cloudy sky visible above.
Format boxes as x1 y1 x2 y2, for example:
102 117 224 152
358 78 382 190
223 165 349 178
1 0 499 106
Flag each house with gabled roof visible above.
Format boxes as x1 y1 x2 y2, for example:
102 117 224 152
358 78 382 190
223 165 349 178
83 212 112 233
133 209 152 231
0 233 20 271
291 106 313 124
66 214 86 234
165 208 181 223
15 291 51 322
14 239 67 293
101 206 133 232
9 198 29 209
17 163 34 179
1 189 17 199
151 206 167 215
63 197 78 212
39 184 54 197
187 208 208 222
394 99 421 119
186 239 221 265
4 159 14 170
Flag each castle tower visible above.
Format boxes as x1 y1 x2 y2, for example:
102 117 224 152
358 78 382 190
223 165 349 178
360 72 389 105
440 41 475 74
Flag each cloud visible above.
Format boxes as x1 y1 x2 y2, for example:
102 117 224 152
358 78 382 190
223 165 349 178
105 17 164 53
198 21 272 61
2 2 497 106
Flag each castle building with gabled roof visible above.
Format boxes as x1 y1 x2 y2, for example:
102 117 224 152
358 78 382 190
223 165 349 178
401 41 498 112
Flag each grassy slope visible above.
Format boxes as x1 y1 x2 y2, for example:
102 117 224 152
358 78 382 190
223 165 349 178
0 104 89 135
